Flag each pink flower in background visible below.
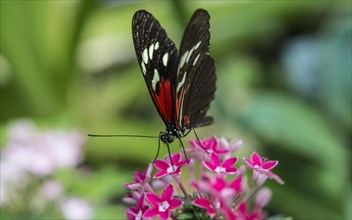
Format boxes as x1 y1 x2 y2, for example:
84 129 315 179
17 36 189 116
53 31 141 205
188 136 230 155
151 175 172 190
40 180 63 201
203 152 238 175
219 138 243 153
143 184 183 220
192 198 216 217
60 198 93 220
153 153 190 178
124 163 152 190
244 152 284 185
126 195 150 220
1 119 85 177
1 119 95 219
244 152 278 174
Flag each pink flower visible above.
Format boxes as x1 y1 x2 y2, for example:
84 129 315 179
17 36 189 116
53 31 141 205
124 164 152 190
193 175 244 207
219 138 242 153
243 152 284 185
192 198 216 217
153 153 190 178
2 119 85 177
255 188 272 209
123 190 143 204
203 153 238 175
126 195 150 220
188 136 230 155
60 198 93 220
143 184 183 220
244 152 278 174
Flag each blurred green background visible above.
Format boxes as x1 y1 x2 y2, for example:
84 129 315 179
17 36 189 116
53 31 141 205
1 1 351 219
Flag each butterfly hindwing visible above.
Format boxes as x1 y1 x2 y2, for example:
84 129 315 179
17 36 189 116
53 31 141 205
132 10 178 125
175 9 216 129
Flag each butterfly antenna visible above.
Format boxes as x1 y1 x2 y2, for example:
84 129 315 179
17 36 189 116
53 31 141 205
193 129 209 154
88 134 159 138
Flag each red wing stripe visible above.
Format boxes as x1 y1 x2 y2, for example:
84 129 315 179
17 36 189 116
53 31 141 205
149 79 173 124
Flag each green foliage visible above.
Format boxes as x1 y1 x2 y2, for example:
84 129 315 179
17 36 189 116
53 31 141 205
0 1 350 219
175 196 212 220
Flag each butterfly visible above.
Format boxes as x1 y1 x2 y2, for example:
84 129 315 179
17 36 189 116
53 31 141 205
132 9 216 155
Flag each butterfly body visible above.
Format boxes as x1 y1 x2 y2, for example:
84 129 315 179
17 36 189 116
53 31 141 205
132 9 216 145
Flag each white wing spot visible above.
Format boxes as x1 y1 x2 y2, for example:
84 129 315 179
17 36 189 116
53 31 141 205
177 72 187 93
152 69 160 91
193 54 200 66
141 62 146 75
154 42 159 50
186 47 195 64
162 53 169 67
195 41 201 49
149 44 154 60
179 51 189 69
142 48 148 64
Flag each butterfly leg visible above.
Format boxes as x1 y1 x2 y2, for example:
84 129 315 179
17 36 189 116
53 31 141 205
193 129 209 154
153 131 163 162
166 143 175 171
178 137 190 164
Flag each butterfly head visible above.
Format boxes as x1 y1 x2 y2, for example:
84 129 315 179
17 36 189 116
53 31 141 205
160 126 187 144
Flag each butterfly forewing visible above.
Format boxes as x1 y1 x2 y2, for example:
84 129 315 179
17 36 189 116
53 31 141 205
132 10 178 126
175 9 216 129
132 9 216 133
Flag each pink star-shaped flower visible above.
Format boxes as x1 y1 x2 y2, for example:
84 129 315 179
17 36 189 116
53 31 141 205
192 175 244 207
143 184 183 220
124 163 152 190
188 136 230 155
192 198 217 217
243 152 284 185
126 194 150 220
153 153 190 178
203 153 238 175
243 152 278 174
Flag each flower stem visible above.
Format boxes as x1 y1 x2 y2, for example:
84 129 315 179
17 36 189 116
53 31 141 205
173 175 190 202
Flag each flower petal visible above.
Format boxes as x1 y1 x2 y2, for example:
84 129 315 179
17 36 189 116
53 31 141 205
262 160 278 170
154 160 170 170
171 153 181 164
213 177 226 191
137 194 145 209
154 170 168 178
169 198 183 209
243 157 254 169
222 157 237 168
176 159 191 167
193 198 214 214
251 152 262 165
124 182 141 190
210 153 221 166
224 167 238 174
145 193 161 206
203 161 216 172
159 210 170 220
161 184 174 201
230 176 243 192
143 207 159 218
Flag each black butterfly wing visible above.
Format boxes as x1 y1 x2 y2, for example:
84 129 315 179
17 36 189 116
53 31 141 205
132 10 178 126
175 9 216 129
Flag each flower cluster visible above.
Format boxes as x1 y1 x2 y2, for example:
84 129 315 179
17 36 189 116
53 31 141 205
123 136 284 220
0 119 93 220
